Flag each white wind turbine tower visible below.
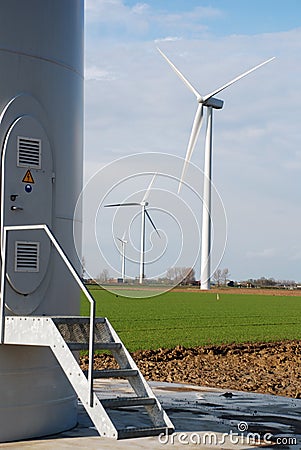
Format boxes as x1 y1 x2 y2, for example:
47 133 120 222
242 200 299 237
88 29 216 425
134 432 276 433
158 48 275 290
105 174 159 284
116 232 127 282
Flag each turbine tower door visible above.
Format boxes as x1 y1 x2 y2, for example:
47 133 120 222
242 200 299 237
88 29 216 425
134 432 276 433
2 115 53 315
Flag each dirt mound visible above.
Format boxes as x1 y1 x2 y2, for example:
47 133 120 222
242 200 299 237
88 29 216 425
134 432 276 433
80 340 301 398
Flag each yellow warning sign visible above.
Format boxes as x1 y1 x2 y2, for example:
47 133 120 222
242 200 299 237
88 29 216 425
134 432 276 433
22 170 35 184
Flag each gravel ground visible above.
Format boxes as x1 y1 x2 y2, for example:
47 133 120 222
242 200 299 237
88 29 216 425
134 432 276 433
80 340 301 398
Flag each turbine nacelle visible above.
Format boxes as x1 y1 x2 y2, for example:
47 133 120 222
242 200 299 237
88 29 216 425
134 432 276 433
203 97 224 109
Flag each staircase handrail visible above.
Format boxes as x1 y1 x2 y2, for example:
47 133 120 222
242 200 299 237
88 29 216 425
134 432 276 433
0 223 95 406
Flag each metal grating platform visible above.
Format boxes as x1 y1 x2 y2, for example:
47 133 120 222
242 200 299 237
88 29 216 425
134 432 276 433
52 317 113 344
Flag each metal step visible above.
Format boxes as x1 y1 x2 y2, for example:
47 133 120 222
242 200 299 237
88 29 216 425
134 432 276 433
52 316 106 324
68 342 122 351
117 426 170 440
52 316 114 347
101 396 156 409
85 369 138 379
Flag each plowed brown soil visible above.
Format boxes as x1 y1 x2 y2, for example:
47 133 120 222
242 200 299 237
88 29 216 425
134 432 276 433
80 340 301 398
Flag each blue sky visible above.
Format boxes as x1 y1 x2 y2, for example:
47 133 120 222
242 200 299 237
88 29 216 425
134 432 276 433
82 1 301 284
123 0 301 36
87 1 301 40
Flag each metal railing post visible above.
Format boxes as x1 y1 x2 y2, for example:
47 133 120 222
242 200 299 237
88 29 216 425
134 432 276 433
0 227 7 343
88 296 95 406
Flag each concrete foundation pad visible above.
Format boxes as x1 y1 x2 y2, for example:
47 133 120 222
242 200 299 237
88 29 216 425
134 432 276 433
0 380 300 449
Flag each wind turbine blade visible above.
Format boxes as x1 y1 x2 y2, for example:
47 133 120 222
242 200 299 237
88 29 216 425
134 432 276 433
203 57 275 101
116 236 128 245
122 231 126 241
178 103 204 193
157 47 202 101
145 209 160 237
104 202 141 207
142 173 157 203
117 234 127 244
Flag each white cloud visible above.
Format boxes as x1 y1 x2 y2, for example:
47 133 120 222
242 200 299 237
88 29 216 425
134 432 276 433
132 3 149 15
85 0 150 38
85 65 117 81
246 248 276 259
85 1 222 40
155 37 182 43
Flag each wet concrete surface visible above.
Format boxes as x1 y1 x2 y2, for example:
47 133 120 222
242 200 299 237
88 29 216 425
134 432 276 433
0 380 300 449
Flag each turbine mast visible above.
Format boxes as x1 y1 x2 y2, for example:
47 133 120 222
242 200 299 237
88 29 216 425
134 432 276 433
121 240 126 281
139 204 146 284
200 107 213 290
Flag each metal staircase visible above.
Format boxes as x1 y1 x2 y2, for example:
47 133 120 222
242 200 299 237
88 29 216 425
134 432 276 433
3 315 173 439
0 224 174 440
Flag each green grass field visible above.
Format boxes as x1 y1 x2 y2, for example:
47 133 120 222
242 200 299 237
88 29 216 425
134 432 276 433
81 288 301 352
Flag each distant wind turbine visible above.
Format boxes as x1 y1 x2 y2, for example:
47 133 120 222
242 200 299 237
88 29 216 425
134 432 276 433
105 174 159 284
116 232 127 282
158 47 275 290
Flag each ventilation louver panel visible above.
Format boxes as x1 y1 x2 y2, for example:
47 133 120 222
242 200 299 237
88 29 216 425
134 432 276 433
17 136 41 168
15 241 40 272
